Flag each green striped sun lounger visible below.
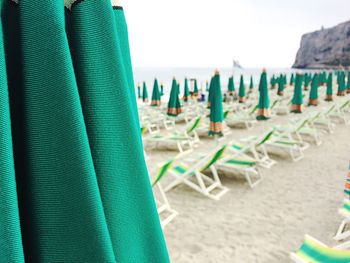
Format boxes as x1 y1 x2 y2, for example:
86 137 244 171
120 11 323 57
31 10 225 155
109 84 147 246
291 235 350 263
215 151 263 188
152 160 178 228
164 145 229 200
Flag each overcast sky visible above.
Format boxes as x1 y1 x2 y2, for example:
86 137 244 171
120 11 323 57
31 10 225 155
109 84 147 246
123 0 348 68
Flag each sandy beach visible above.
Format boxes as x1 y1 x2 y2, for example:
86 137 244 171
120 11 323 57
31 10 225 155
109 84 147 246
145 101 350 263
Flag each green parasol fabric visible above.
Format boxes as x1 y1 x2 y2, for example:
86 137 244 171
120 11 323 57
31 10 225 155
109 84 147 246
337 71 346 96
208 71 224 136
325 73 333 101
142 81 149 102
270 75 277 89
160 82 164 96
249 76 254 92
151 78 161 106
256 70 271 120
290 73 295 86
183 78 190 101
0 1 169 262
228 76 235 95
193 79 199 96
309 74 319 106
291 73 304 113
347 71 350 94
277 74 285 96
238 75 246 103
167 78 182 116
137 84 141 99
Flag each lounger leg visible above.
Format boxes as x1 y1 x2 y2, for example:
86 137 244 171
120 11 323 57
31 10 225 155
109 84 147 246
334 220 350 241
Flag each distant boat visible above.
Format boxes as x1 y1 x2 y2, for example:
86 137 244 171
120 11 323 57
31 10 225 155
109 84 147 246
233 59 243 70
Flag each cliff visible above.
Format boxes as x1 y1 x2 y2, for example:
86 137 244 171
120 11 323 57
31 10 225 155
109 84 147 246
293 20 350 69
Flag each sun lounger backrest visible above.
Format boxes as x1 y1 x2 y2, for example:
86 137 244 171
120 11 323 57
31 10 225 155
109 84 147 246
186 116 202 134
200 145 227 172
296 235 350 262
256 130 275 147
152 160 174 187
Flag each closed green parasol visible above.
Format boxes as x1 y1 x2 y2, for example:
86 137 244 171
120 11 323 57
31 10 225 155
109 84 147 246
238 74 246 103
151 78 161 106
309 74 319 106
277 74 285 96
0 0 169 262
160 82 164 96
228 76 235 95
249 76 254 92
167 78 182 116
256 70 271 120
183 78 190 102
142 81 149 102
291 73 304 113
137 83 141 99
337 71 346 96
209 71 224 136
325 73 333 101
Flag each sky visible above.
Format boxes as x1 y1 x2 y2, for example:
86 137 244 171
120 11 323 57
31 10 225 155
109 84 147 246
123 0 349 68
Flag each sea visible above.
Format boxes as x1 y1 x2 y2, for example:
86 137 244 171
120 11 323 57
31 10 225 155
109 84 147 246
133 67 314 94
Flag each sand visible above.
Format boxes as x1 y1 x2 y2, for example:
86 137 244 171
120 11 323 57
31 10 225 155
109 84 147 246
144 98 350 263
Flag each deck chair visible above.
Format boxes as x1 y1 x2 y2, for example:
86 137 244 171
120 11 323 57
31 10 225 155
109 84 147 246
164 145 229 200
215 149 263 188
229 135 276 169
225 105 258 129
276 118 322 146
329 100 350 124
144 116 202 153
243 129 308 162
265 129 309 162
291 235 350 263
308 111 336 134
334 200 350 241
152 160 178 228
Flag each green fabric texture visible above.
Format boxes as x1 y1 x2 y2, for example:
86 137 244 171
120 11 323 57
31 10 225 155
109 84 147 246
257 71 270 109
347 71 350 90
0 1 168 262
151 78 161 105
309 74 319 100
228 76 235 93
0 1 24 261
209 73 224 136
326 73 333 95
238 75 246 98
142 81 148 101
292 74 304 106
